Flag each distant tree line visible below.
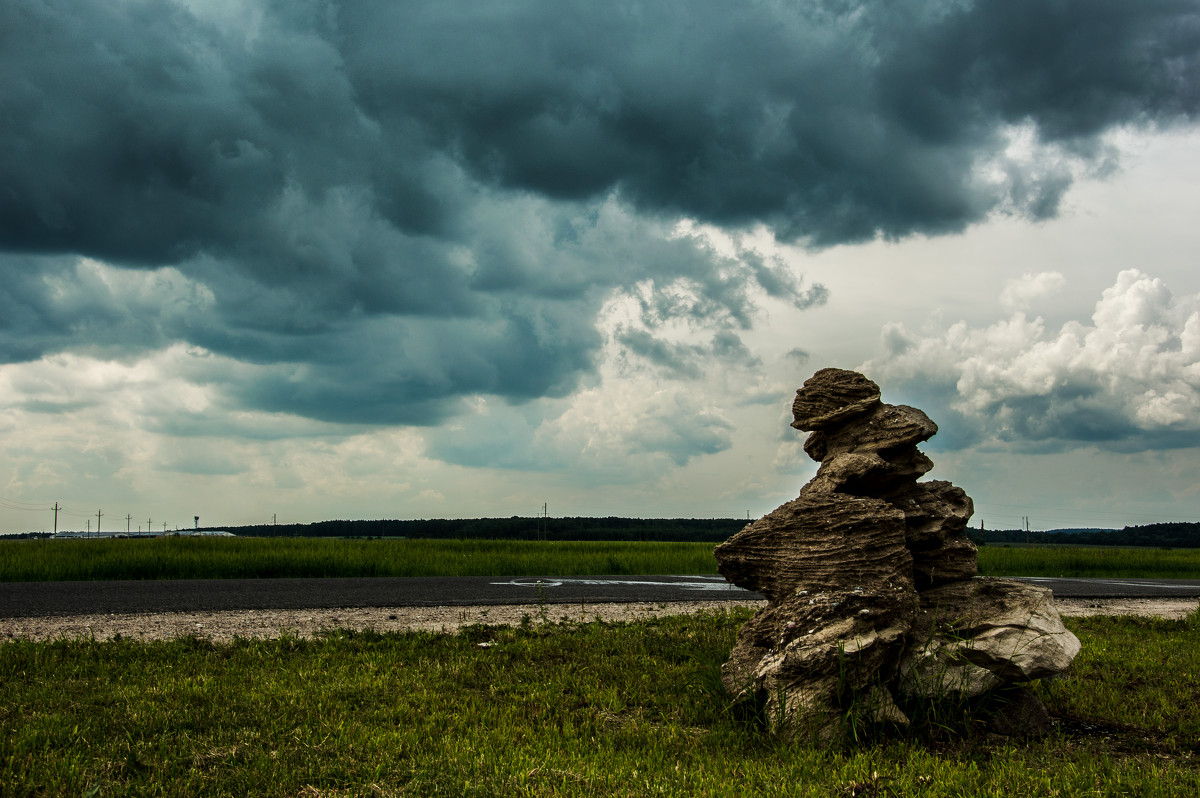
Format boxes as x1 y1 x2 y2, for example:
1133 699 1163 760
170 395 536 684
968 522 1200 548
209 516 750 543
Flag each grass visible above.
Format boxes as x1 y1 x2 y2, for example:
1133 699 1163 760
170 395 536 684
0 537 721 582
2 609 1199 796
4 537 1200 582
976 544 1200 579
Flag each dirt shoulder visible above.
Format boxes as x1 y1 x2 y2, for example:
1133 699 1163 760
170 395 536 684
2 596 1195 644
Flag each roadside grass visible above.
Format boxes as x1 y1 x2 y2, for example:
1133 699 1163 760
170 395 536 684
5 536 1200 582
977 544 1200 579
3 610 1199 797
0 538 721 582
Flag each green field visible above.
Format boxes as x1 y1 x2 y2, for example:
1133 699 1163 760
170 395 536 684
3 536 1200 582
3 610 1198 797
0 538 719 582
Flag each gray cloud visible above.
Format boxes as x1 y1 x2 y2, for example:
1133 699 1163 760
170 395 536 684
2 0 1198 426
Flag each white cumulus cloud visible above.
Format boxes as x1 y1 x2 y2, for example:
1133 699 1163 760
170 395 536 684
866 269 1200 450
999 271 1066 312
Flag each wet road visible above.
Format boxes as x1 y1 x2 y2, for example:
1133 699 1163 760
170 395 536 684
1 575 1198 618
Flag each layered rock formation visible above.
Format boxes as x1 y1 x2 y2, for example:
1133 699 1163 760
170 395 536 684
715 368 1080 739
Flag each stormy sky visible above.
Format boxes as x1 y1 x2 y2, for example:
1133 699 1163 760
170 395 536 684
3 0 1200 533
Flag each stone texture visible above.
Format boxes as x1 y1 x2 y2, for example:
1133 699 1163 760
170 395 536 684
715 368 1080 740
731 585 916 738
715 494 912 601
803 404 937 462
801 449 936 497
909 578 1081 684
791 368 882 431
888 481 974 550
986 686 1055 738
911 536 978 589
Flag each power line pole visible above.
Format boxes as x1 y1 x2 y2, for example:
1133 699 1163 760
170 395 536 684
96 509 102 537
126 514 132 535
53 502 59 536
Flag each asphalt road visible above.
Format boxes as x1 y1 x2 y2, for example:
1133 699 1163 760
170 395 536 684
2 575 1199 618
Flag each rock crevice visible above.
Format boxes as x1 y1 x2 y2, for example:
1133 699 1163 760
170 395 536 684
715 368 1080 739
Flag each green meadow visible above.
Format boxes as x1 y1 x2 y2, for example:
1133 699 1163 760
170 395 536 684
3 536 1200 582
3 538 1199 795
3 610 1199 797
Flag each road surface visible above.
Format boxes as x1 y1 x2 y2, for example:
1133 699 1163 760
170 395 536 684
2 575 1199 618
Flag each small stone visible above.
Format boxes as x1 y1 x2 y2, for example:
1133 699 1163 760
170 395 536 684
790 368 882 431
986 685 1055 737
803 404 937 462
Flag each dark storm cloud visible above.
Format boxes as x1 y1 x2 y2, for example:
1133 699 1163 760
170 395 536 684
2 0 1198 423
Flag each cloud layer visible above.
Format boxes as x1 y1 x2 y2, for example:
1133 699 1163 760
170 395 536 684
867 270 1200 452
2 0 1199 430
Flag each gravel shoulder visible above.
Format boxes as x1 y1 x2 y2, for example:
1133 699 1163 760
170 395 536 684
2 596 1195 643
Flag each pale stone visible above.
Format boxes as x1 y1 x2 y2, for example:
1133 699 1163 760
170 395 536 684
910 578 1082 683
897 646 1003 699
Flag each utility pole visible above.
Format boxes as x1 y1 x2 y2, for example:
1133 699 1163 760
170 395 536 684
126 514 132 534
53 502 59 536
147 518 152 537
96 509 102 537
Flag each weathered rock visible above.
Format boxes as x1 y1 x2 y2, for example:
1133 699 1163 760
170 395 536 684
888 481 974 550
721 581 917 695
905 578 1081 685
911 536 978 589
716 368 1079 740
801 449 935 497
803 404 937 462
791 368 882 431
715 493 912 601
725 585 916 739
985 686 1055 738
897 646 1002 700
